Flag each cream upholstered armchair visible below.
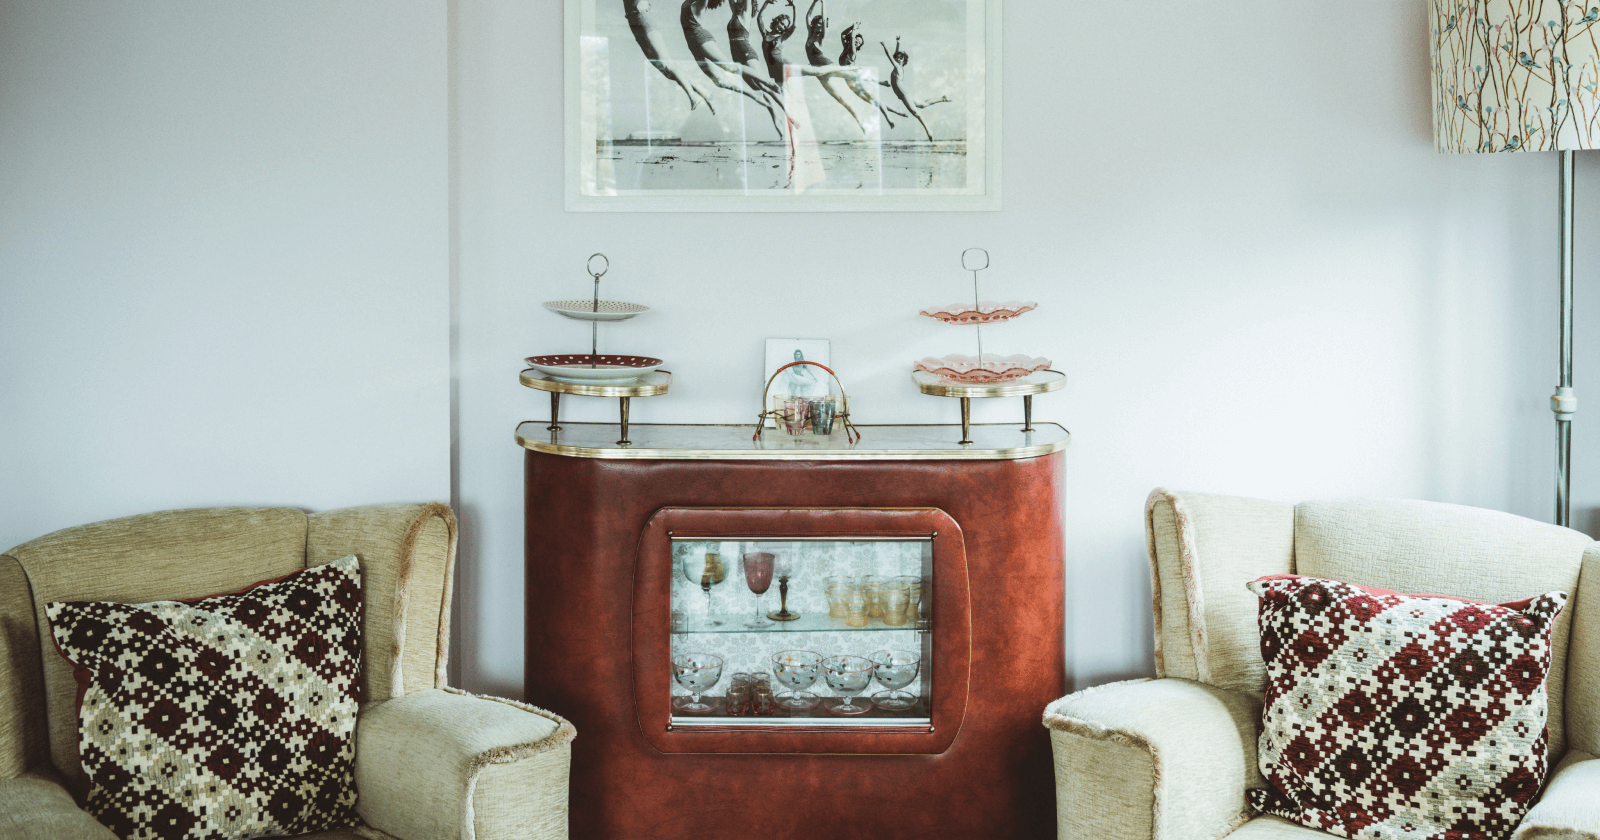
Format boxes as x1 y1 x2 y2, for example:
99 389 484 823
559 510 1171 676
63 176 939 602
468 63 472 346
1044 490 1600 840
0 504 574 840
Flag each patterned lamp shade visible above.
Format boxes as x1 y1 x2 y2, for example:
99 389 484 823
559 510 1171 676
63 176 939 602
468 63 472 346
1432 0 1600 152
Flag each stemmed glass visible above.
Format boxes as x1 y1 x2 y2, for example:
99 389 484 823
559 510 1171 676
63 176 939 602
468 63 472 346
766 551 800 622
821 655 875 715
681 551 727 627
740 552 774 629
769 649 823 710
671 652 724 713
869 649 921 710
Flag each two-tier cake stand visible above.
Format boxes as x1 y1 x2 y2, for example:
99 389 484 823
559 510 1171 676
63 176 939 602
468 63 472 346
522 254 668 446
912 249 1065 445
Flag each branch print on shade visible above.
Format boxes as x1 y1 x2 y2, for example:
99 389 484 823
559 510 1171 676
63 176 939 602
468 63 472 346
1432 0 1600 152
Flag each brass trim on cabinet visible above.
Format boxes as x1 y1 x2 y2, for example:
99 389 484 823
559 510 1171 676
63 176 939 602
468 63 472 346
515 422 1071 461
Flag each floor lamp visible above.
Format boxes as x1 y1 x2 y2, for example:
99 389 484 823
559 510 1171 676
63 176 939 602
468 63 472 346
1430 1 1594 527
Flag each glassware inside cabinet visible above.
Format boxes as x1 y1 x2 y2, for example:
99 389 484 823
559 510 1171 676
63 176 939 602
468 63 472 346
668 537 932 728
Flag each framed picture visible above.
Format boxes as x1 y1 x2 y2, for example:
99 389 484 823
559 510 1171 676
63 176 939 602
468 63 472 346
763 338 831 423
565 0 1001 212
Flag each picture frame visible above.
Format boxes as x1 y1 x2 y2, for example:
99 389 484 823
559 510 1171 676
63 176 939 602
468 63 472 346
763 338 831 424
565 0 1001 212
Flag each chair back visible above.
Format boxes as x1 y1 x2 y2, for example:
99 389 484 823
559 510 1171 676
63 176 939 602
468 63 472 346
2 507 308 782
1148 490 1590 760
0 502 456 784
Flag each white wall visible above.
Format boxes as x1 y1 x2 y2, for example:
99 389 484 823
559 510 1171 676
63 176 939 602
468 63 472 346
4 1 1593 699
453 0 1590 697
0 1 451 550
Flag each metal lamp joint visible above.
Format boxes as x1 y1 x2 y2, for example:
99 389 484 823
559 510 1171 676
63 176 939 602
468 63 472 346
1552 387 1578 420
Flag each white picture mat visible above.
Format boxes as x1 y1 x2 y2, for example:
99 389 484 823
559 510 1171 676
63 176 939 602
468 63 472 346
564 0 1001 211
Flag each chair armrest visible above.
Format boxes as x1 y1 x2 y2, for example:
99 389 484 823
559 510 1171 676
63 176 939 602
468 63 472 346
1043 677 1263 840
1514 751 1600 840
355 688 575 840
0 767 116 839
1566 546 1600 758
308 503 457 700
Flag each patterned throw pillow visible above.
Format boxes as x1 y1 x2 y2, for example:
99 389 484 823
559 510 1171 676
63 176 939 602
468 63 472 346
1247 574 1566 840
46 555 364 840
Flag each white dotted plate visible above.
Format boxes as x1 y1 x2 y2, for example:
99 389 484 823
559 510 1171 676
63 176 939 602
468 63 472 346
543 300 650 321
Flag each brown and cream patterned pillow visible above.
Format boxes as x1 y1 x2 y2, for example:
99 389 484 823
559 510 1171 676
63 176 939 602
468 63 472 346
46 555 364 840
1247 574 1566 840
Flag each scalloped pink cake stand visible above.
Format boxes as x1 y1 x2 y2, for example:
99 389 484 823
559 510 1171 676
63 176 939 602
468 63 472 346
917 301 1039 325
914 354 1051 384
911 358 1064 445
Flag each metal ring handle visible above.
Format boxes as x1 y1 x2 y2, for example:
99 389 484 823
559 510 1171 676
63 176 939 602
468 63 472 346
587 252 610 280
961 247 989 272
753 360 861 443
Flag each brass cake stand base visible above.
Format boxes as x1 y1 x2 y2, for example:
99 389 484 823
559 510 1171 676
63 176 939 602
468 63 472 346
521 369 672 446
912 370 1066 445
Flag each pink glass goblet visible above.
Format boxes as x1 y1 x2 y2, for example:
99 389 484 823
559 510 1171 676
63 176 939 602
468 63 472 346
741 552 774 629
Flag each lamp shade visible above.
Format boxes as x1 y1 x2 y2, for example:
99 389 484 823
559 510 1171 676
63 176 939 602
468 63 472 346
1432 0 1600 152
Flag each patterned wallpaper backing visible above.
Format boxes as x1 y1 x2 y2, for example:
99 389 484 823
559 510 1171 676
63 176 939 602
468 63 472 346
669 540 930 701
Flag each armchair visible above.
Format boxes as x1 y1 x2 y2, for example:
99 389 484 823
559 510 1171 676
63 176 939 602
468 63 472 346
1045 490 1600 840
0 503 573 840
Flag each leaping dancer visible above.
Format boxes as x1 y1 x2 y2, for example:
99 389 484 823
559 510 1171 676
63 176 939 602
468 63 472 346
681 0 785 137
726 0 766 78
758 0 865 88
880 37 949 142
624 0 717 113
826 13 910 130
803 0 903 133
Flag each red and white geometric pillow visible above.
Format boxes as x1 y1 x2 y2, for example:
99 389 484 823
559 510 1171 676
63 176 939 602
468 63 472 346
46 555 364 840
1247 574 1566 840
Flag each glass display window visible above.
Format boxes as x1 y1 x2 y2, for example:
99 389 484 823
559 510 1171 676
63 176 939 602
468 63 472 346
631 507 970 755
669 538 932 727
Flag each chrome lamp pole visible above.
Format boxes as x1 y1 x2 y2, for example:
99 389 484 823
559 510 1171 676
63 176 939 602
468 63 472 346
1555 152 1577 528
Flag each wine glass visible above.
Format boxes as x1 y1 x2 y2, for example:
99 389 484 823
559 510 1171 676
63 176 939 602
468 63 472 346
671 652 724 713
869 649 921 710
766 551 800 622
681 551 727 627
769 649 823 710
821 655 875 715
740 552 774 629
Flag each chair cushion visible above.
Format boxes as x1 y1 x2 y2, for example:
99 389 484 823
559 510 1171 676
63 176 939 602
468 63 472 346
1247 574 1566 840
45 555 364 840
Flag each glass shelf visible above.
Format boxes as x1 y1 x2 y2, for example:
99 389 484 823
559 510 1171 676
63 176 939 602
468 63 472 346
674 613 931 634
670 697 931 729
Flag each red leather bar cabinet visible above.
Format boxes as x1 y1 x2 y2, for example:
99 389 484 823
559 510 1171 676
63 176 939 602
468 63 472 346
518 422 1069 840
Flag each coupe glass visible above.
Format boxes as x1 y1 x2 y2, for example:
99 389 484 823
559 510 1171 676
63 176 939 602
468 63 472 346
869 649 921 710
671 652 724 713
769 649 823 710
821 655 875 715
681 551 727 627
740 552 774 629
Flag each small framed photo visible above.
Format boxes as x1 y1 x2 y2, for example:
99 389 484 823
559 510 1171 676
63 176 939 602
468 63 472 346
764 338 832 422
